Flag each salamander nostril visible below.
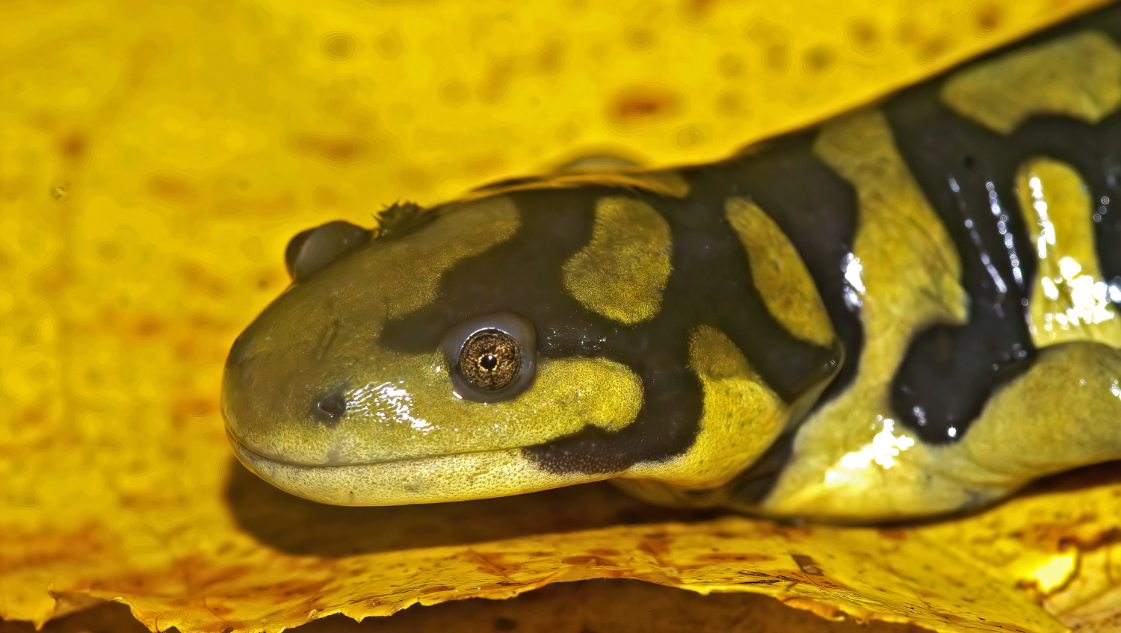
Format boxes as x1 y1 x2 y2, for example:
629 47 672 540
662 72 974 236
313 392 348 426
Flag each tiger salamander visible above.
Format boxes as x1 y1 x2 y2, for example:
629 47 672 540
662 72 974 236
223 9 1121 521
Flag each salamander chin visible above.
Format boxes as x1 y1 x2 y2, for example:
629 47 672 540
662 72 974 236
228 429 594 506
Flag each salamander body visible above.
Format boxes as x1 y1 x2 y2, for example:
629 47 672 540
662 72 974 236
223 10 1121 521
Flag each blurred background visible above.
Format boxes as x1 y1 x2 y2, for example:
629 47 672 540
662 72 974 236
1 1 1114 632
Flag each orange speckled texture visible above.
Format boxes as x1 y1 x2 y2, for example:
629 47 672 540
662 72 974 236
2 1 1120 632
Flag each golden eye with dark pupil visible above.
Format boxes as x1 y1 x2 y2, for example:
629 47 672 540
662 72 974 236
460 330 521 390
442 313 536 402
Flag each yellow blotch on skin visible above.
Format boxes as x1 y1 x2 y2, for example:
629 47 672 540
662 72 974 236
625 325 786 489
563 196 672 324
725 197 835 348
380 196 520 320
1015 157 1121 348
763 110 968 519
942 31 1121 134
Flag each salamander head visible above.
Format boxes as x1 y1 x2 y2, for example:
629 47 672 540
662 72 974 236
222 182 842 506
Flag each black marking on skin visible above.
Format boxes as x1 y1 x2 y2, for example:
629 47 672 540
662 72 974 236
378 186 699 474
1094 10 1121 290
884 92 1037 444
680 135 862 403
378 182 840 475
639 174 842 404
373 10 1121 475
313 391 348 427
883 35 1121 443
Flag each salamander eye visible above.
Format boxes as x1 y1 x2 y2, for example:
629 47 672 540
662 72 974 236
441 313 537 402
285 220 371 282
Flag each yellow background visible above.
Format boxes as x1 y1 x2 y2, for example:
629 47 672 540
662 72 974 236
2 1 1119 632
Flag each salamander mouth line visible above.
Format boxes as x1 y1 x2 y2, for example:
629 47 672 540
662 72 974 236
226 428 530 469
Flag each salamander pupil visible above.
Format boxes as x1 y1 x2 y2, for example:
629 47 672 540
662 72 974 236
460 330 521 390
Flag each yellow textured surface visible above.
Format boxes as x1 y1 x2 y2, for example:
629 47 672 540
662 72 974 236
0 581 938 633
3 1 1121 632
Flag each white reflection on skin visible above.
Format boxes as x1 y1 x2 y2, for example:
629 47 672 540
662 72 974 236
953 178 1008 296
1029 176 1055 259
825 417 915 487
1028 175 1117 333
988 181 1023 288
1038 256 1117 332
350 381 433 433
1041 276 1060 301
842 252 864 309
